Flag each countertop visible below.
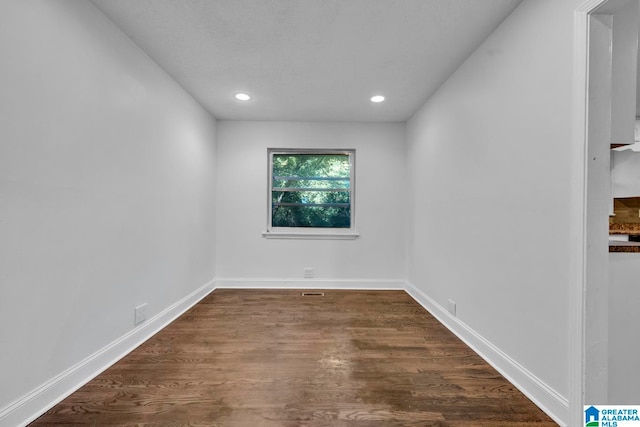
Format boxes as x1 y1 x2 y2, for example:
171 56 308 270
609 223 640 252
609 240 640 253
609 223 640 234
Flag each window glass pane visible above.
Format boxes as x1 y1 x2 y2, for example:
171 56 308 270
272 191 350 205
273 154 349 177
272 178 350 190
271 152 352 229
272 206 351 228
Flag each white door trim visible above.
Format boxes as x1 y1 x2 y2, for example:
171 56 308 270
571 0 621 425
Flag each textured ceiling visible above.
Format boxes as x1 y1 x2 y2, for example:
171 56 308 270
90 0 523 122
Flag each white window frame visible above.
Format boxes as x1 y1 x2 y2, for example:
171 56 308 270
263 148 358 240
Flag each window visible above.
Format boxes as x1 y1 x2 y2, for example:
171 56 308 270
265 149 357 239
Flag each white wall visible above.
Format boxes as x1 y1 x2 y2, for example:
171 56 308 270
215 121 405 284
613 150 640 197
608 0 638 145
0 0 217 420
406 0 583 421
608 253 640 403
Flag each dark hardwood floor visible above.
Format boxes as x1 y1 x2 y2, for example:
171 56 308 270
30 289 557 426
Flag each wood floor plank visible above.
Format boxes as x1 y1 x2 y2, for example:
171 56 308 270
30 289 558 426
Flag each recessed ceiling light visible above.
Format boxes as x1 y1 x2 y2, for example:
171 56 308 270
234 93 251 101
370 95 385 103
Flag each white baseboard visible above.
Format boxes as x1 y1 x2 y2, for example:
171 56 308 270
215 277 405 290
404 281 568 427
0 279 216 427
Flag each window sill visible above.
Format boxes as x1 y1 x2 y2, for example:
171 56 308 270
262 230 360 240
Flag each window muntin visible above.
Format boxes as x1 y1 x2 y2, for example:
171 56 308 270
268 149 355 234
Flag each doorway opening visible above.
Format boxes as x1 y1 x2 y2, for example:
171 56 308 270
572 0 638 424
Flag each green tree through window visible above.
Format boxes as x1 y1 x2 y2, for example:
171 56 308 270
270 150 353 228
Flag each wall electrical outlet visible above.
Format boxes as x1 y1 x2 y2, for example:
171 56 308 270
447 299 457 317
134 303 147 325
304 268 314 278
